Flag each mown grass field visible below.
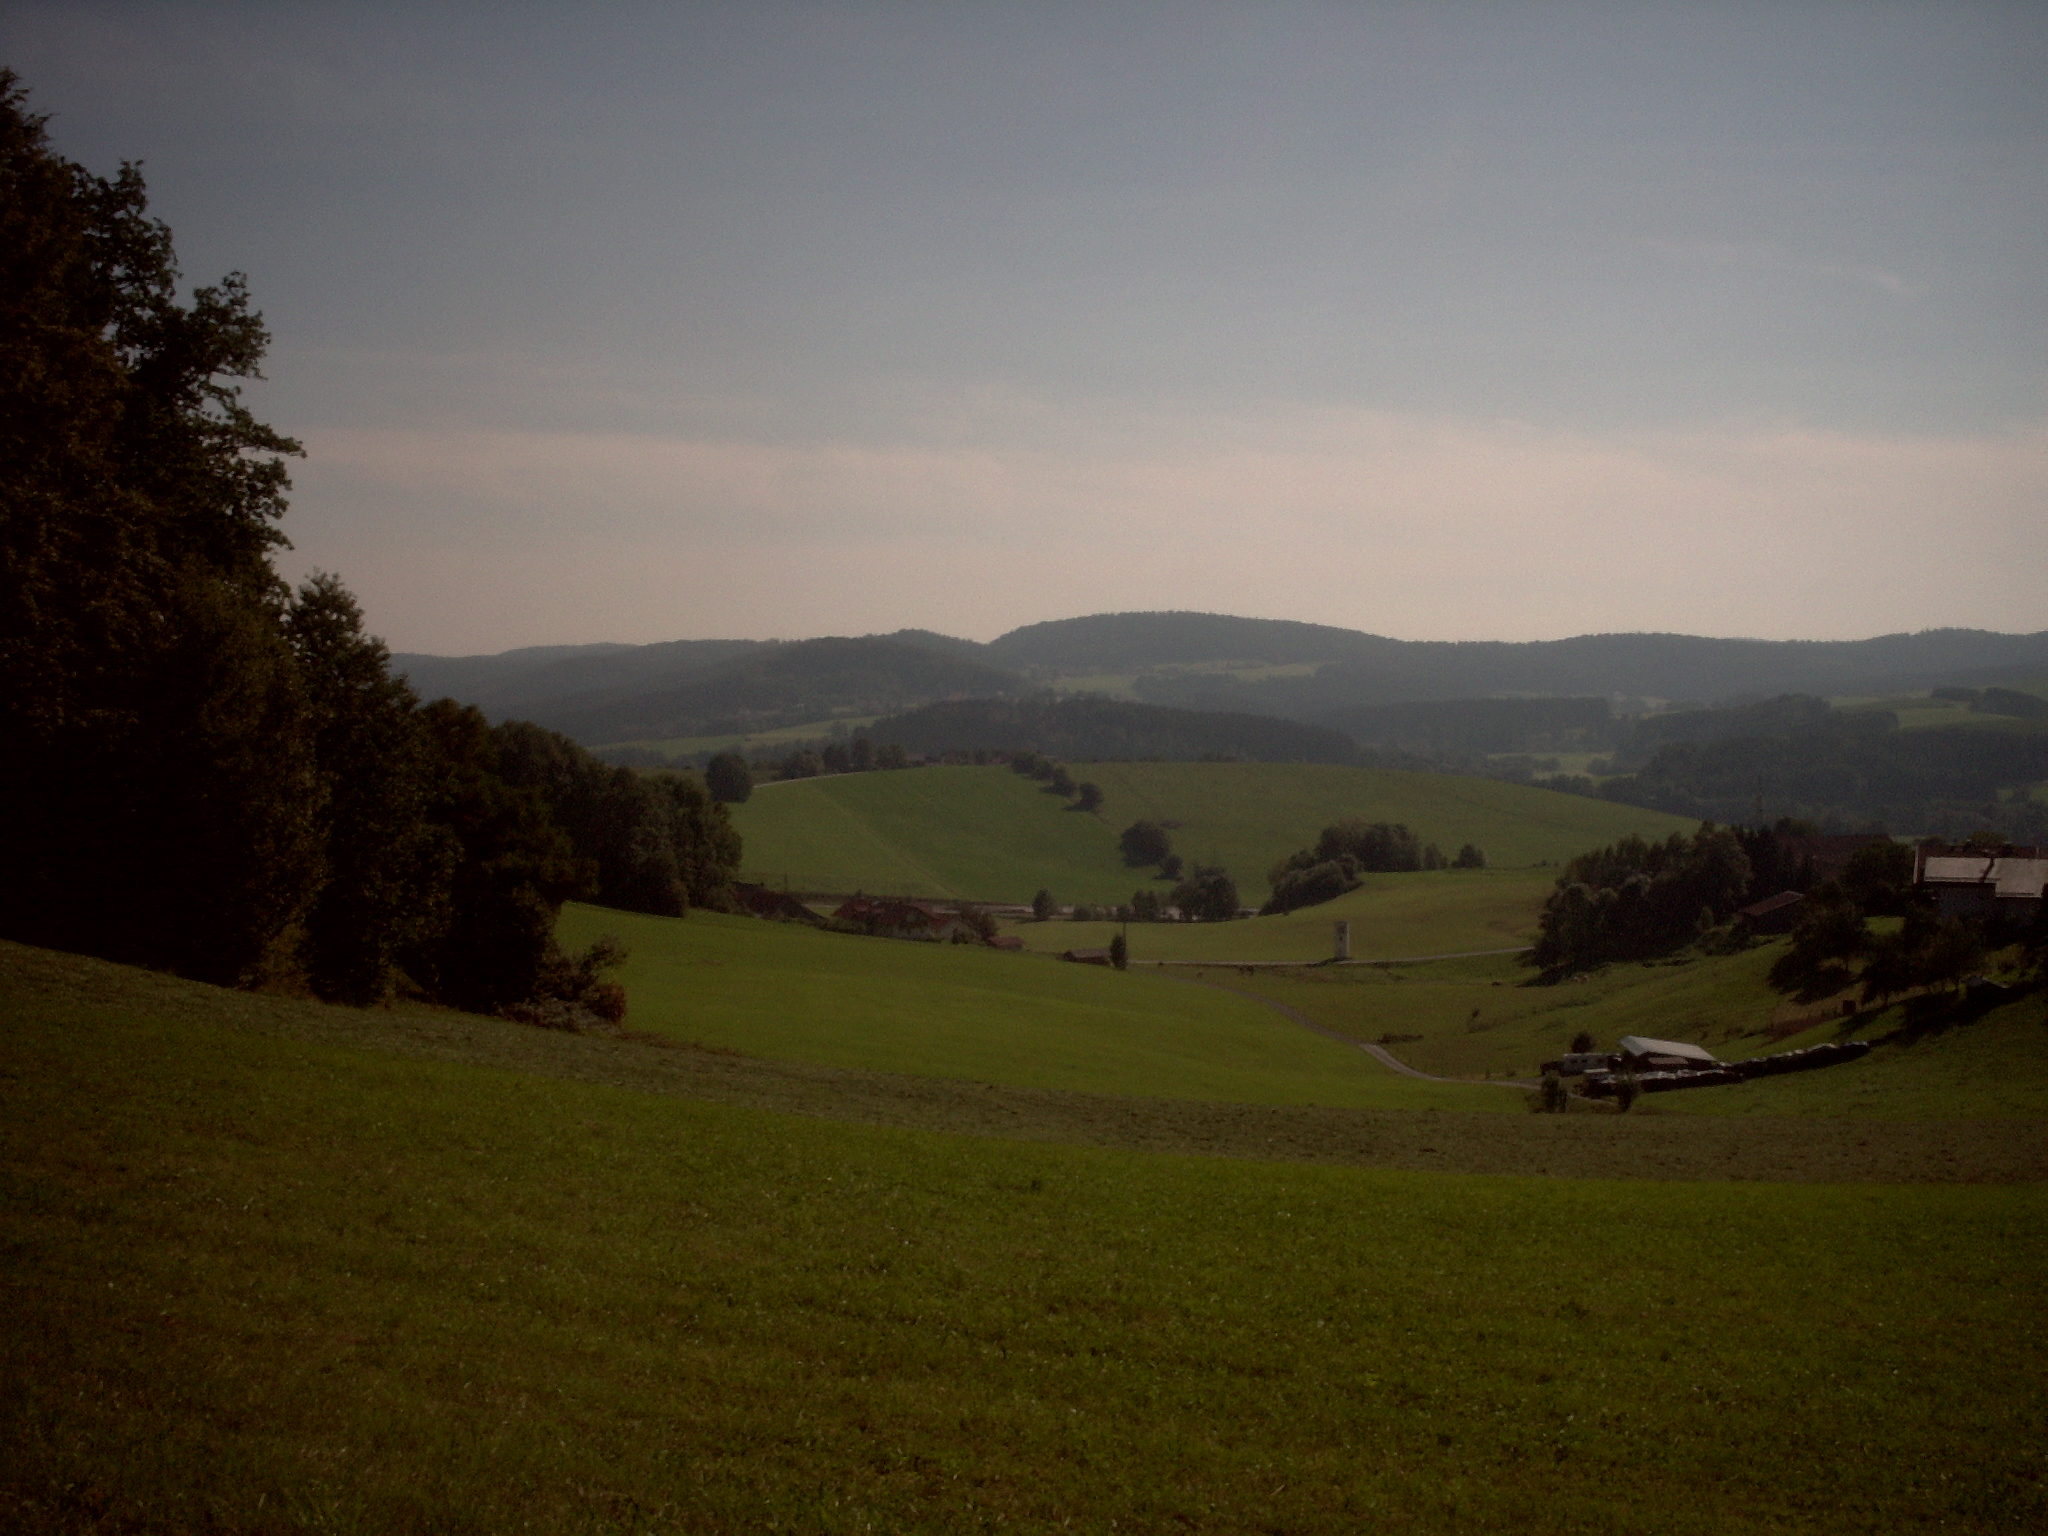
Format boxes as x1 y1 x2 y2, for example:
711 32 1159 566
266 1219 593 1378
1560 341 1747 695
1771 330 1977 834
1005 867 1552 963
556 904 1503 1112
4 943 2043 1534
730 762 1698 904
597 714 881 758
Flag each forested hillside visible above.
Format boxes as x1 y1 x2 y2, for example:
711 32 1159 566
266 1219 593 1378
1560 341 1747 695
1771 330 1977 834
869 695 1358 764
0 77 737 1017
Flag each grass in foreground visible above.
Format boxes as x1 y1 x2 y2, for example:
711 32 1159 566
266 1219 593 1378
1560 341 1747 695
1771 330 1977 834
3 960 2043 1534
728 762 1699 905
557 904 1506 1112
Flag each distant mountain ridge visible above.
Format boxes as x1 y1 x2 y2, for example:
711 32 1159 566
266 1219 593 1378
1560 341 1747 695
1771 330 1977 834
388 611 2048 753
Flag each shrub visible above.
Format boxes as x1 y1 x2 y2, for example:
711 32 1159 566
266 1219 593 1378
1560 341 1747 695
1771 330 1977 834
1613 1071 1640 1112
1120 820 1173 867
1109 932 1128 971
1453 843 1488 869
704 752 752 803
1032 888 1056 922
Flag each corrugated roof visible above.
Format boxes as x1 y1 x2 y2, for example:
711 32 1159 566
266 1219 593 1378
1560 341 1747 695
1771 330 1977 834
1617 1035 1718 1064
1922 856 2048 896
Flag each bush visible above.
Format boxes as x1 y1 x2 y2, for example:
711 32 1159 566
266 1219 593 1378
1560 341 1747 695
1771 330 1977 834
704 751 752 803
1074 781 1104 812
1109 931 1128 971
1570 1029 1595 1054
1171 866 1239 923
1032 888 1056 921
1262 859 1360 915
1536 1072 1570 1114
1120 820 1173 866
1453 843 1488 869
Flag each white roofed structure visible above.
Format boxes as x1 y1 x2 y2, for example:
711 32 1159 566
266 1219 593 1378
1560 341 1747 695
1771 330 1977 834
1617 1035 1719 1067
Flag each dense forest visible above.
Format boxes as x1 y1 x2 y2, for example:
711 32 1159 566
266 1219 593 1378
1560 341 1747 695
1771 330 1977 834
0 77 736 1021
1597 716 2048 840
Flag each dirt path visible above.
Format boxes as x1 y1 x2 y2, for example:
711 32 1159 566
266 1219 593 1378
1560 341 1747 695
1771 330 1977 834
1179 977 1534 1088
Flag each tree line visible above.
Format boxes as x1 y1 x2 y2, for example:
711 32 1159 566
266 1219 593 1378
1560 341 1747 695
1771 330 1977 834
0 77 738 1021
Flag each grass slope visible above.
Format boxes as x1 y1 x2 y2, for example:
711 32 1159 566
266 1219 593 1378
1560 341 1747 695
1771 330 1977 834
4 953 2043 1534
1008 868 1553 963
557 904 1504 1112
730 762 1698 904
1218 942 2048 1121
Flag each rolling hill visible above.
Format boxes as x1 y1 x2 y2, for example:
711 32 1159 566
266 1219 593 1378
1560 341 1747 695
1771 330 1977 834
728 761 1701 903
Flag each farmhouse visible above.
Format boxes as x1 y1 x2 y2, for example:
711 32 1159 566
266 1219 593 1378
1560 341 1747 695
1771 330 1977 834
1616 1035 1719 1071
832 896 983 944
1735 889 1805 935
1915 847 2048 924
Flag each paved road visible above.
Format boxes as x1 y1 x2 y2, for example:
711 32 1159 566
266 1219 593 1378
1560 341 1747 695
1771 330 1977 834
1180 978 1535 1090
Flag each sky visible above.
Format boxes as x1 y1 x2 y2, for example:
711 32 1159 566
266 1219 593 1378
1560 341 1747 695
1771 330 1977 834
6 1 2046 654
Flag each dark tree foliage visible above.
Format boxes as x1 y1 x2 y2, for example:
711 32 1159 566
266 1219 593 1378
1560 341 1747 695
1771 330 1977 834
820 741 851 774
1074 781 1104 812
399 703 592 1014
1263 820 1435 914
1841 840 1917 917
704 750 752 803
1172 866 1240 922
1601 718 2048 842
0 77 647 1017
781 749 824 780
1032 888 1056 922
1765 883 1871 1001
287 574 452 1004
1453 843 1487 869
1129 889 1163 922
1047 765 1078 797
1119 820 1173 867
0 75 320 982
1528 826 1752 976
493 720 741 917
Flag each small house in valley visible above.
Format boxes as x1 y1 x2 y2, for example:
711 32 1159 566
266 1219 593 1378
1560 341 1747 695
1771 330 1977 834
1616 1035 1720 1071
832 896 983 944
1915 848 2048 926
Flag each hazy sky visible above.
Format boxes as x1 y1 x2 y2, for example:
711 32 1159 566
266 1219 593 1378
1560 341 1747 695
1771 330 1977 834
8 1 2045 653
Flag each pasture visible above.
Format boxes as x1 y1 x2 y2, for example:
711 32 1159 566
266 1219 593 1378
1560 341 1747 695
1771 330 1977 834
1005 867 1552 963
555 904 1501 1112
729 762 1699 904
3 940 2043 1534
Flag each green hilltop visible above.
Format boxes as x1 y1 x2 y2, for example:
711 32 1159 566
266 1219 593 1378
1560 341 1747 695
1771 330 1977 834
728 761 1701 903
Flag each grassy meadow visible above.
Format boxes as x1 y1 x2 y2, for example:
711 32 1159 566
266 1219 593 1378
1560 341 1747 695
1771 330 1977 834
729 762 1698 904
4 940 2044 1534
556 904 1502 1112
1005 867 1552 963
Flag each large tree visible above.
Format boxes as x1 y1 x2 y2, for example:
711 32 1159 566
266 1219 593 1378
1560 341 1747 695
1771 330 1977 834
0 72 319 981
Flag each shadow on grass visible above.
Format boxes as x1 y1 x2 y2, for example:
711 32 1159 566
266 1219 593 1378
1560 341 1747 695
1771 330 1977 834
1873 980 2035 1045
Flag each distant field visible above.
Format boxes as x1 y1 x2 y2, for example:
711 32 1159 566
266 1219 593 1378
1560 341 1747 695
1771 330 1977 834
596 714 880 758
730 762 1699 904
1836 691 2048 734
558 904 1502 1111
3 942 2042 1533
1006 868 1552 963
